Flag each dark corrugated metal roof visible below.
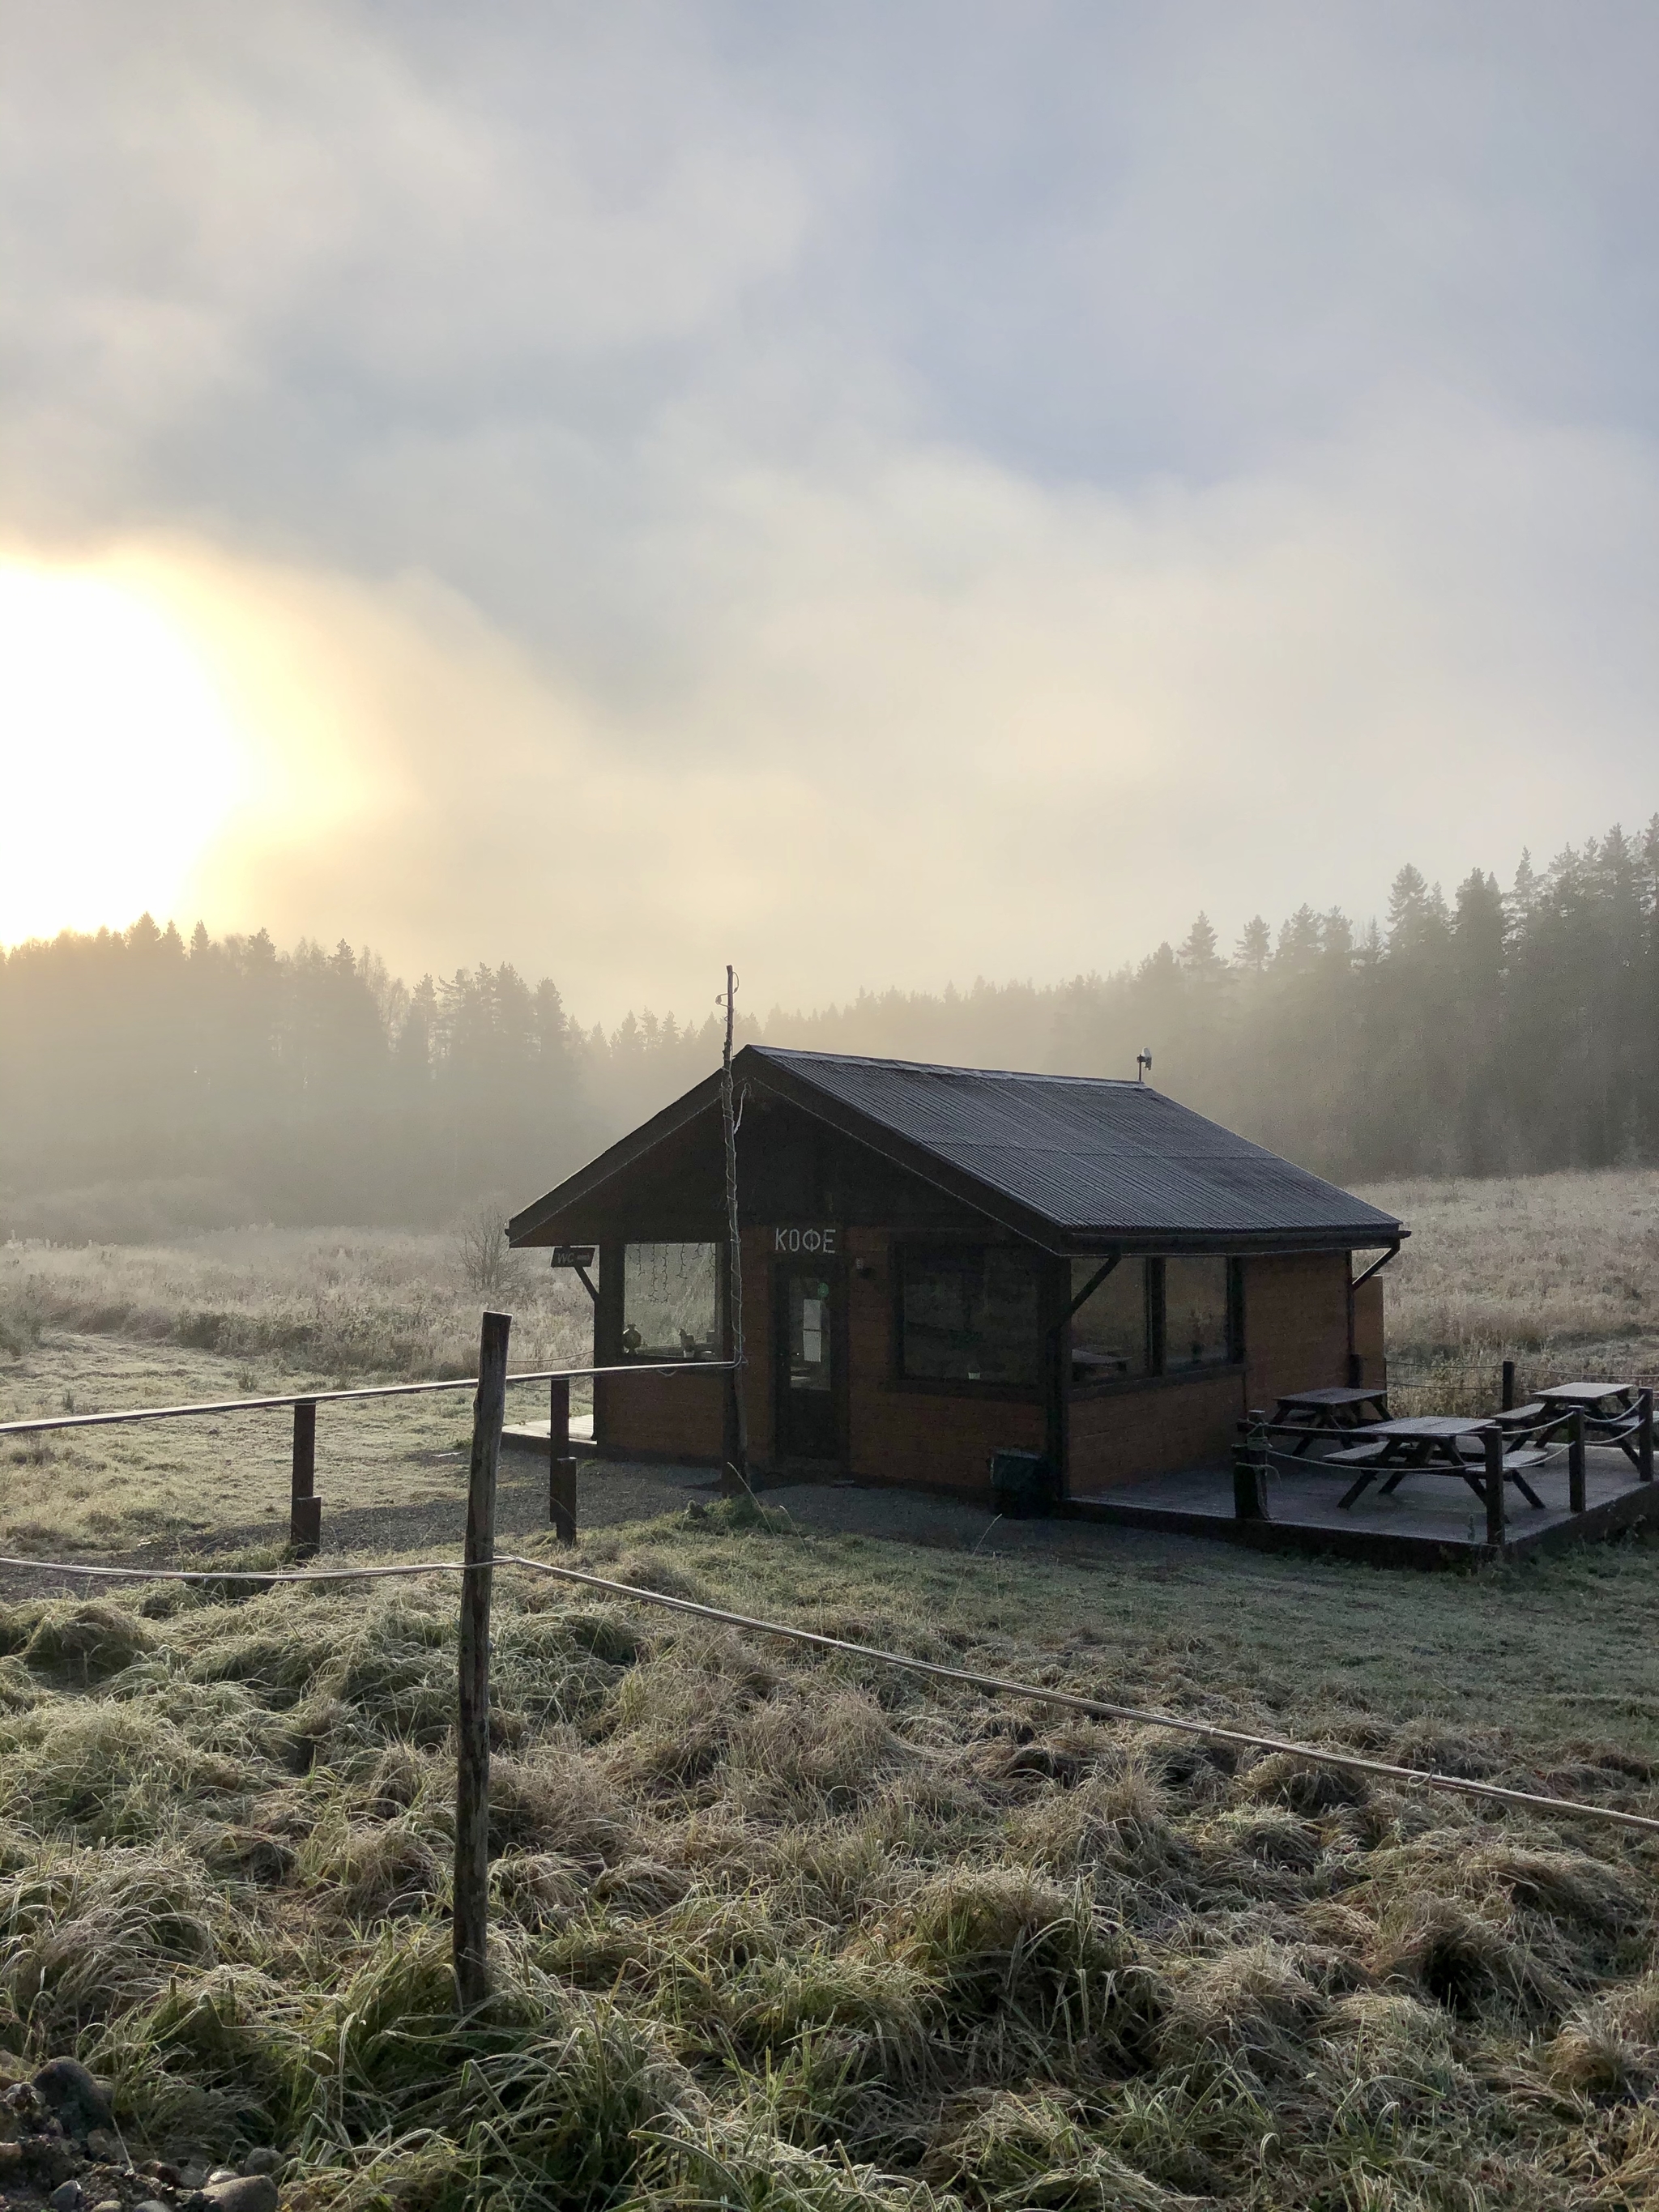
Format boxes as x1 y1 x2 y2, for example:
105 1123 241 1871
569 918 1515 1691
747 1046 1400 1243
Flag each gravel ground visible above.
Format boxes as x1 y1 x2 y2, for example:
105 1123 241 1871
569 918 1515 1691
292 1443 1215 1577
0 1432 1218 1600
243 1443 1196 1569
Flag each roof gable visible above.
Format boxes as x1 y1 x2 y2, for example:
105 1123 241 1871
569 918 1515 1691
741 1047 1401 1247
510 1045 1402 1251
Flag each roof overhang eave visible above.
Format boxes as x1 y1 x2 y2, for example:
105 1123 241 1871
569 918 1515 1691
506 1072 727 1247
1059 1224 1407 1255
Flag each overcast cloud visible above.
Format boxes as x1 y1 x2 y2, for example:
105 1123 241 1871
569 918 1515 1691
3 2 1657 1020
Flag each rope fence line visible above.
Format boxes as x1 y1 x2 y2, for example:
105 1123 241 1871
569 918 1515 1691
0 1553 479 1584
0 1352 738 1558
1258 1439 1583 1475
499 1555 1659 1839
9 1288 1659 2023
1235 1392 1655 1541
5 1544 1657 1841
0 1357 738 1438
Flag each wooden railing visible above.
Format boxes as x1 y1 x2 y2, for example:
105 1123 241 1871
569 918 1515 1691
0 1355 735 1554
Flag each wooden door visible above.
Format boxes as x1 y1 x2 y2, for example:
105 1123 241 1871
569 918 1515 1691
774 1260 844 1464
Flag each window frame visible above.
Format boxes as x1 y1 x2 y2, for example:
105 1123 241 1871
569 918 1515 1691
616 1238 726 1364
890 1238 1045 1400
1068 1255 1243 1398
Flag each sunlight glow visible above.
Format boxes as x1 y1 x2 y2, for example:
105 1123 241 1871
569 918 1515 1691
0 559 251 946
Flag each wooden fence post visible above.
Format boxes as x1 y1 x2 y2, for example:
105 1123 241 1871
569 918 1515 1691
290 1401 320 1557
1501 1360 1516 1413
1639 1390 1654 1485
454 1310 510 2017
1567 1409 1586 1515
548 1375 577 1545
1232 1411 1270 1522
1482 1426 1506 1550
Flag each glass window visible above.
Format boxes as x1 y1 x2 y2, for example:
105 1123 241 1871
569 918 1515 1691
1071 1258 1149 1384
900 1247 1038 1386
786 1274 834 1394
621 1242 721 1360
1163 1257 1231 1371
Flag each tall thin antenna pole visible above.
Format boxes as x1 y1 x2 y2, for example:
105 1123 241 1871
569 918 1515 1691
720 965 749 1486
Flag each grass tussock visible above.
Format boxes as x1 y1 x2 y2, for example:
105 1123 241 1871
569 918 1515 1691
0 1516 1653 2206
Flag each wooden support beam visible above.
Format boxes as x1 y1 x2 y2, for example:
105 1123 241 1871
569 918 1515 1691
1232 1413 1270 1521
290 1400 319 1557
1567 1409 1586 1515
1640 1390 1654 1485
454 1309 510 2018
1482 1426 1506 1549
549 1372 577 1545
549 1460 578 1545
1501 1359 1516 1413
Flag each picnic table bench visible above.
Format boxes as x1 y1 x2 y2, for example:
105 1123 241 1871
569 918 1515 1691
1271 1386 1391 1455
1536 1383 1655 1481
1323 1415 1550 1514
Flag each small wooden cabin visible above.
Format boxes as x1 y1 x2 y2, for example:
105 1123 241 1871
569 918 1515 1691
508 1047 1404 1499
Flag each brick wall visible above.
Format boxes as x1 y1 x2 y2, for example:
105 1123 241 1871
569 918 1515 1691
1353 1274 1387 1387
593 1367 726 1463
1068 1367 1247 1490
594 1233 1376 1493
840 1229 1043 1490
1242 1251 1354 1410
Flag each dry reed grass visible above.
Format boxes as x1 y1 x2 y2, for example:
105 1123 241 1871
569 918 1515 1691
0 1225 593 1380
1358 1167 1659 1413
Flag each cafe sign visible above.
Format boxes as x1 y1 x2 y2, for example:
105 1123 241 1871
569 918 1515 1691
770 1225 842 1255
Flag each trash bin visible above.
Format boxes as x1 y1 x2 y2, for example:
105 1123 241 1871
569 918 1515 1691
989 1448 1056 1518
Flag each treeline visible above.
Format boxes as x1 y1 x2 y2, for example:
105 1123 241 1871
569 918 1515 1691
765 819 1659 1184
0 921 726 1237
3 816 1657 1237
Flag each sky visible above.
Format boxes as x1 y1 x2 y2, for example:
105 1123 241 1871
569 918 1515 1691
2 2 1657 1024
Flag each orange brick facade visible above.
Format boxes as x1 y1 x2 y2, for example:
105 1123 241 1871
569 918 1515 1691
595 1230 1386 1495
1067 1367 1247 1491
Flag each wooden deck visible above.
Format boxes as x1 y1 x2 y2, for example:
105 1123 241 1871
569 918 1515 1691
1068 1446 1659 1567
502 1412 595 1454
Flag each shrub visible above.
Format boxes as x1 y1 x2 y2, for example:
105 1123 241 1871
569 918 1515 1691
883 1867 1145 2059
0 1700 246 1839
925 2088 1193 2210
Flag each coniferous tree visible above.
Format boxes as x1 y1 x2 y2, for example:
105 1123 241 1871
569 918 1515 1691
6 813 1659 1234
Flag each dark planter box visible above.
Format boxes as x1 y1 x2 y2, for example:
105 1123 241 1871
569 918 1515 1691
990 1448 1056 1517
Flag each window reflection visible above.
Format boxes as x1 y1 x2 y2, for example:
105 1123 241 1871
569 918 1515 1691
1162 1257 1231 1370
900 1247 1038 1384
1070 1259 1149 1383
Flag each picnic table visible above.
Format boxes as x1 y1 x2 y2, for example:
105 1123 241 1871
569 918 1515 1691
1535 1382 1655 1479
1272 1386 1391 1455
1321 1415 1548 1513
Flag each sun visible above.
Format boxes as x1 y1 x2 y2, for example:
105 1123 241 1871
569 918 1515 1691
0 556 250 947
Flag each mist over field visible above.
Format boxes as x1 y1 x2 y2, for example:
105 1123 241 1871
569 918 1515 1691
3 813 1656 1240
8 18 1659 2212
